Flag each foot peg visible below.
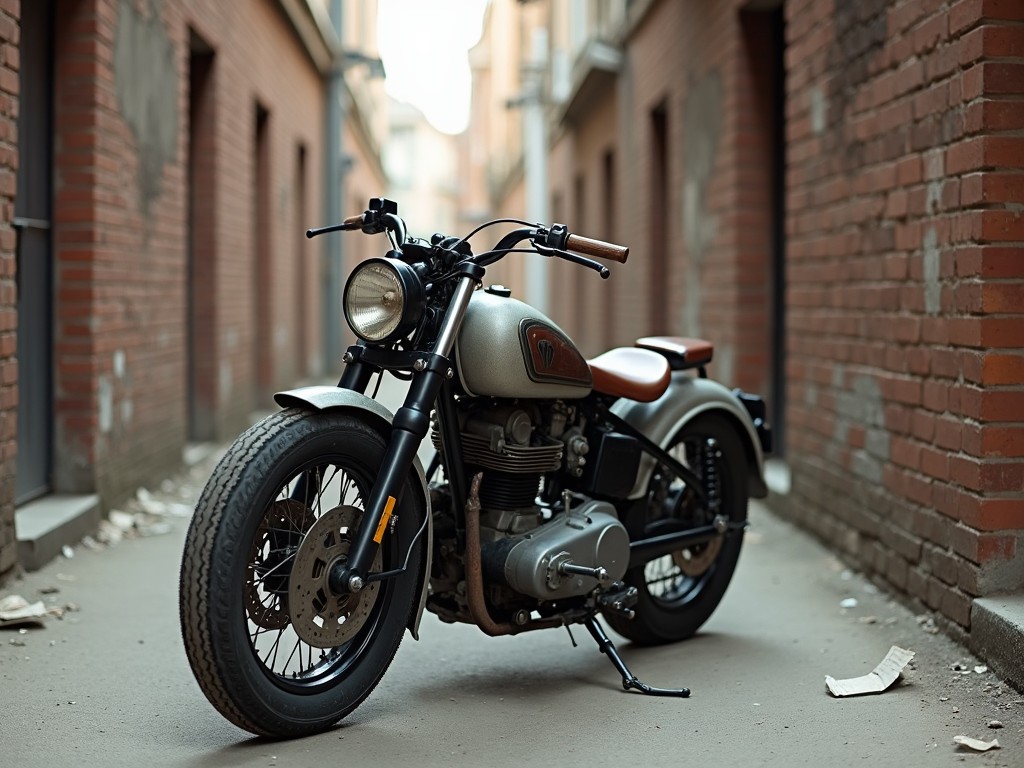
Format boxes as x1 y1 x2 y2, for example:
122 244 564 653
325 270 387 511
584 617 691 698
597 582 638 619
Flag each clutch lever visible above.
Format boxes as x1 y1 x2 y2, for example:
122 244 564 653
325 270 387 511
534 243 611 279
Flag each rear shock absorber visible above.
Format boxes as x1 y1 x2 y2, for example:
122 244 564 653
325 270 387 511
702 437 721 515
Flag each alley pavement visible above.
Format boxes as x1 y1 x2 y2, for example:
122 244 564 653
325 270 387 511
1 420 1022 767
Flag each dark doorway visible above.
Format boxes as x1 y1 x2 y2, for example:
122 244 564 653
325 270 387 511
572 173 587 350
649 102 669 334
187 30 215 440
769 8 786 455
741 2 786 455
15 0 55 504
601 149 616 348
254 103 271 399
295 143 308 381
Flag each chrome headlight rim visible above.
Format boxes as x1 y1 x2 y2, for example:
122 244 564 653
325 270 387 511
343 257 426 344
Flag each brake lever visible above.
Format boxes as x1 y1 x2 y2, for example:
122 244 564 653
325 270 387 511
306 213 366 239
534 243 611 279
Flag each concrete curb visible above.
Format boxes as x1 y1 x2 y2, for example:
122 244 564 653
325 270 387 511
971 594 1024 694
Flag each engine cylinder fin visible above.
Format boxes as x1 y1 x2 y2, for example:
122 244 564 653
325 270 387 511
477 470 542 510
431 429 563 473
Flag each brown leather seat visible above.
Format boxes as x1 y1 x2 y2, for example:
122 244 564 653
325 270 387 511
588 347 671 402
636 336 713 370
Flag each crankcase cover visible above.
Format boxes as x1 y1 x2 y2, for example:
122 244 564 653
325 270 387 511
455 291 592 399
496 500 629 600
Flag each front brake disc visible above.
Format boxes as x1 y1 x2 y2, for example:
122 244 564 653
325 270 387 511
287 505 383 648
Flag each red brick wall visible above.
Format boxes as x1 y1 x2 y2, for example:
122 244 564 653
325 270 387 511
0 0 18 579
783 0 1024 632
52 0 185 498
545 93 621 358
180 0 326 431
525 0 1023 636
47 0 326 506
553 0 774 396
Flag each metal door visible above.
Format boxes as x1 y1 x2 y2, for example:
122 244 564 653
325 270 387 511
15 1 54 503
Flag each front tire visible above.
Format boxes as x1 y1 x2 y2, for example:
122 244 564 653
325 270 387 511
179 409 425 737
606 412 748 645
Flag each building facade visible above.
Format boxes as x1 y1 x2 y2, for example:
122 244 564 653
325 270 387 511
1 0 387 578
385 98 460 239
466 0 1024 682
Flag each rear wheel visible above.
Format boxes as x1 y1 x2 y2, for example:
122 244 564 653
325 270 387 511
179 409 425 737
605 412 748 645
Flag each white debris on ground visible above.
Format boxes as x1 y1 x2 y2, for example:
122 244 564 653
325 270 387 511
1 450 217 637
0 594 64 627
825 646 915 697
953 735 1000 752
90 476 203 549
95 487 194 544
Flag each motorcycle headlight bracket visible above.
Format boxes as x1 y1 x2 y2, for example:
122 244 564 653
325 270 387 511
343 258 426 344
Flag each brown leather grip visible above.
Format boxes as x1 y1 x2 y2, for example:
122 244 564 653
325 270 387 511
342 214 365 230
565 233 629 263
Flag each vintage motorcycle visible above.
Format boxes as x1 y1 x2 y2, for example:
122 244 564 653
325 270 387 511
179 197 771 738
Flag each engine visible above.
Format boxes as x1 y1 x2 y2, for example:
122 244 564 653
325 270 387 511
429 400 630 613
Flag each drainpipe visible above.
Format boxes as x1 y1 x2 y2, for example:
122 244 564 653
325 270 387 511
521 27 549 315
323 0 345 373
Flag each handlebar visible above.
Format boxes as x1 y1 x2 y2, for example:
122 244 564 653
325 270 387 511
565 234 629 264
308 199 630 277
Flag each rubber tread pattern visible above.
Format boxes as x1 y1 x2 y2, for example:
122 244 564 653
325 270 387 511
179 409 422 737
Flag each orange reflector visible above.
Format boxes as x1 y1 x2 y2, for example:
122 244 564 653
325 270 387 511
373 496 397 543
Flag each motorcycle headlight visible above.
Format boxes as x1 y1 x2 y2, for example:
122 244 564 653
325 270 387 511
343 258 426 344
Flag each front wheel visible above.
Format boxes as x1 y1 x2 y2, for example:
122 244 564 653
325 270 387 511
605 412 748 645
179 409 425 737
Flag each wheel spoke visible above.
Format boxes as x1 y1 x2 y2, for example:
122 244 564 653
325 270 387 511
237 452 385 688
638 427 734 610
282 635 302 673
180 411 427 735
251 550 297 583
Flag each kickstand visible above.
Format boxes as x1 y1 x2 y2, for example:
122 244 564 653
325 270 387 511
583 617 691 698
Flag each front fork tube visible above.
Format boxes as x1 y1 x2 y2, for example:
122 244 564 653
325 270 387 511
338 342 373 393
328 271 481 595
328 361 445 594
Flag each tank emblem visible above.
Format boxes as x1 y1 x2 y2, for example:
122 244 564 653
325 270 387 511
538 339 555 368
520 320 593 387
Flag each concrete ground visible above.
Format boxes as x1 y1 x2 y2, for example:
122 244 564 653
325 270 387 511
1 437 1021 768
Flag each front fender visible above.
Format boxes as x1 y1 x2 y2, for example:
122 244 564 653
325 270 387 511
274 385 433 641
611 375 768 500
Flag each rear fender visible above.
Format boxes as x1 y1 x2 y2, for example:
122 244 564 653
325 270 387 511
611 375 768 500
273 385 433 640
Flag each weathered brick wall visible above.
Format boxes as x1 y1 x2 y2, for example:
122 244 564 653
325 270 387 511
472 0 1023 643
554 91 621 358
52 0 185 498
782 0 1024 633
553 0 774 396
49 0 327 507
0 0 18 579
179 0 327 429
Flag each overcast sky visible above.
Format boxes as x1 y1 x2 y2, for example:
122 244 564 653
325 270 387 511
377 0 490 134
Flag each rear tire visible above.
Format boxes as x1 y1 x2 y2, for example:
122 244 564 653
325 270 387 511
605 412 748 645
179 409 425 737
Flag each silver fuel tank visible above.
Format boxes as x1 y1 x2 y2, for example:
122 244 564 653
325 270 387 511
454 289 592 400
